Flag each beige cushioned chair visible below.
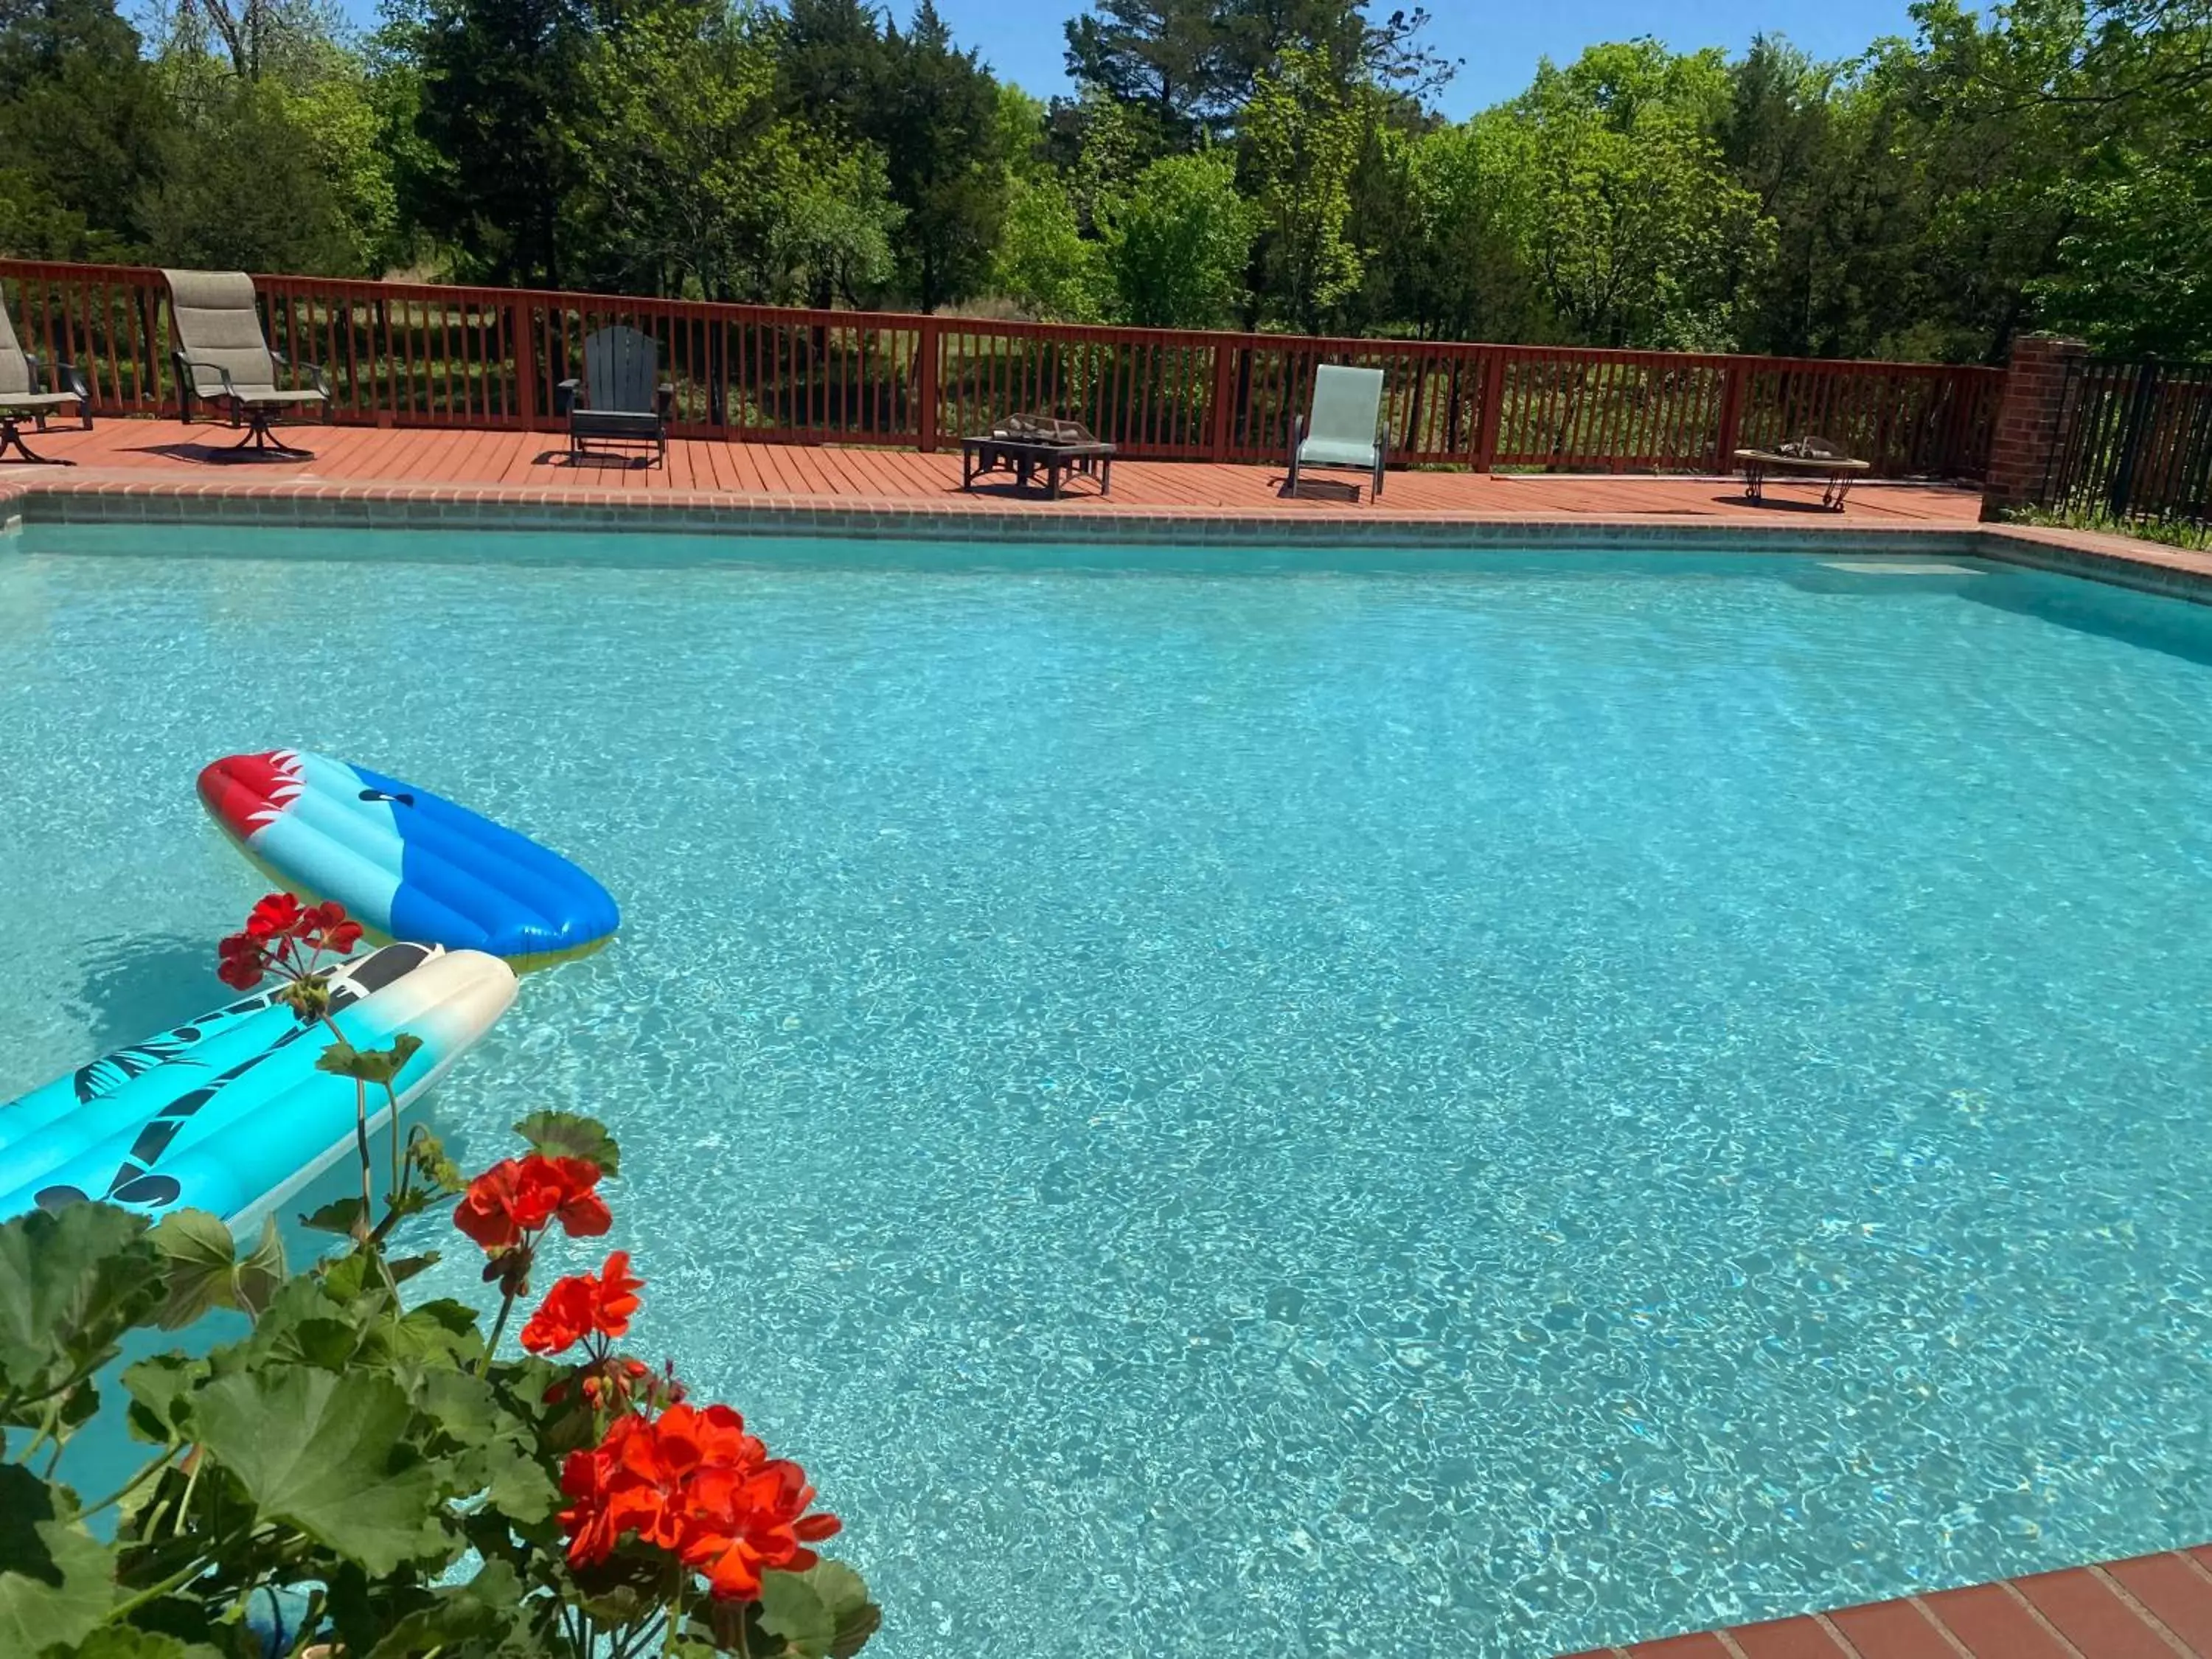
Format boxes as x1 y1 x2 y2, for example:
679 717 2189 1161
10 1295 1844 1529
164 268 330 456
0 296 89 465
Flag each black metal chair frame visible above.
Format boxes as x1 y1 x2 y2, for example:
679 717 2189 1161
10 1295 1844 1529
0 356 91 465
173 349 333 456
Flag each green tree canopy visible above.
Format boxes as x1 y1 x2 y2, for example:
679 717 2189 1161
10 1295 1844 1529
1100 147 1251 326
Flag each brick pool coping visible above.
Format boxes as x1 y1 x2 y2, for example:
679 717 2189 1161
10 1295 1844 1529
1561 1544 2212 1657
1 471 2208 600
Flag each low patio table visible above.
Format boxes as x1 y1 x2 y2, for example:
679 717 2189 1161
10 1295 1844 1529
960 433 1115 500
1734 447 1871 510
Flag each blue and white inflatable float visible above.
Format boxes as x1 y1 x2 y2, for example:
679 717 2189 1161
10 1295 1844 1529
0 943 516 1228
198 750 619 971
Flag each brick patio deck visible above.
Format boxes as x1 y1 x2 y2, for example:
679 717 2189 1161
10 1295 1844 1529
0 417 1986 524
1564 1545 2212 1658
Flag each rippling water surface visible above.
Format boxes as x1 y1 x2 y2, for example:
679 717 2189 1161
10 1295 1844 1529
4 529 2212 1656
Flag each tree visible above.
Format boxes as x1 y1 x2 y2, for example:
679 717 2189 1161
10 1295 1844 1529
775 0 884 139
993 173 1113 319
873 0 1006 309
1509 41 1773 349
404 0 592 284
141 55 359 271
1062 0 1453 144
569 0 900 302
1062 0 1228 149
1243 42 1363 330
1100 148 1250 325
1368 113 1542 341
0 0 173 259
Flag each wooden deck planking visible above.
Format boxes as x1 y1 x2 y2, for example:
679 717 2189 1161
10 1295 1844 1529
0 419 1987 524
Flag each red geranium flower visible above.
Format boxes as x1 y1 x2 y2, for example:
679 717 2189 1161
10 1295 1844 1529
218 892 366 992
681 1458 843 1603
521 1250 644 1355
555 1400 839 1603
217 931 269 990
453 1154 611 1252
247 891 304 939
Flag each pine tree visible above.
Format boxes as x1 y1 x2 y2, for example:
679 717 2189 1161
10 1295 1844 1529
874 0 1006 309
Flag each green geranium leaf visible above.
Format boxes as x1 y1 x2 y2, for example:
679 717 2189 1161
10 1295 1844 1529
319 1251 380 1304
0 1205 164 1420
147 1210 281 1331
380 1188 434 1224
759 1571 835 1658
192 1368 444 1575
512 1111 620 1178
315 1033 422 1086
0 1465 116 1652
411 1368 501 1442
44 1627 226 1659
122 1354 204 1443
145 1211 229 1332
235 1215 285 1313
478 1435 559 1523
383 1302 481 1367
298 1198 366 1237
806 1562 881 1659
385 1251 438 1284
361 1559 523 1659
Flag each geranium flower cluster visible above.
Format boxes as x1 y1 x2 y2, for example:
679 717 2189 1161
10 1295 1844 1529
522 1250 642 1354
455 1155 613 1251
453 1151 841 1607
557 1402 842 1602
217 891 365 990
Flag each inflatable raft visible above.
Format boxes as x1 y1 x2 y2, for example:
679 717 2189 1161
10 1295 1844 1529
0 943 516 1228
198 751 619 971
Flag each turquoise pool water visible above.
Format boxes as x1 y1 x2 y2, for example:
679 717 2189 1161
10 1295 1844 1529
4 527 2212 1656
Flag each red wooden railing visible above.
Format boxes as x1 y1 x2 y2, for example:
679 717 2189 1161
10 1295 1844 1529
0 257 2004 477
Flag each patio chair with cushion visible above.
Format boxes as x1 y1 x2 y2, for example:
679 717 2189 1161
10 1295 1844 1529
0 296 89 465
164 268 330 456
1287 364 1388 501
557 325 672 465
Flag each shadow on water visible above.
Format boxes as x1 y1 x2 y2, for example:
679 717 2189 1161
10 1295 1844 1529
1787 560 2212 669
1961 568 2212 669
67 933 228 1058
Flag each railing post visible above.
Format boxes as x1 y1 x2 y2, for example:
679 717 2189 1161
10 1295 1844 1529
1711 359 1747 474
139 282 166 416
1472 349 1507 472
1208 338 1236 462
510 294 539 428
915 316 940 451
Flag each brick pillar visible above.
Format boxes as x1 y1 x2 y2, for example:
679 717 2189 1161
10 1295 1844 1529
1980 333 2089 521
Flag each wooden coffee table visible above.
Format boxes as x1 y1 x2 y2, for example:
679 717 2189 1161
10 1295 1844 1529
961 434 1114 499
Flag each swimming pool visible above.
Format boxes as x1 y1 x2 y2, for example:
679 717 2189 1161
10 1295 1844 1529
4 526 2211 1656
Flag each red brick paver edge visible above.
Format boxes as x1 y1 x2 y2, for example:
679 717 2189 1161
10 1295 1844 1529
1555 1549 2212 1659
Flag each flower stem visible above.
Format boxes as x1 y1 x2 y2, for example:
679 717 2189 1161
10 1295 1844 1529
352 1079 372 1243
77 1444 180 1519
479 1285 518 1377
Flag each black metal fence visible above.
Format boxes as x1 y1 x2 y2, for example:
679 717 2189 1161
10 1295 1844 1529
2039 358 2212 535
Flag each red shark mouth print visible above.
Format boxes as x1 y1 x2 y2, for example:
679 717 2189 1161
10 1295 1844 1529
196 750 306 843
